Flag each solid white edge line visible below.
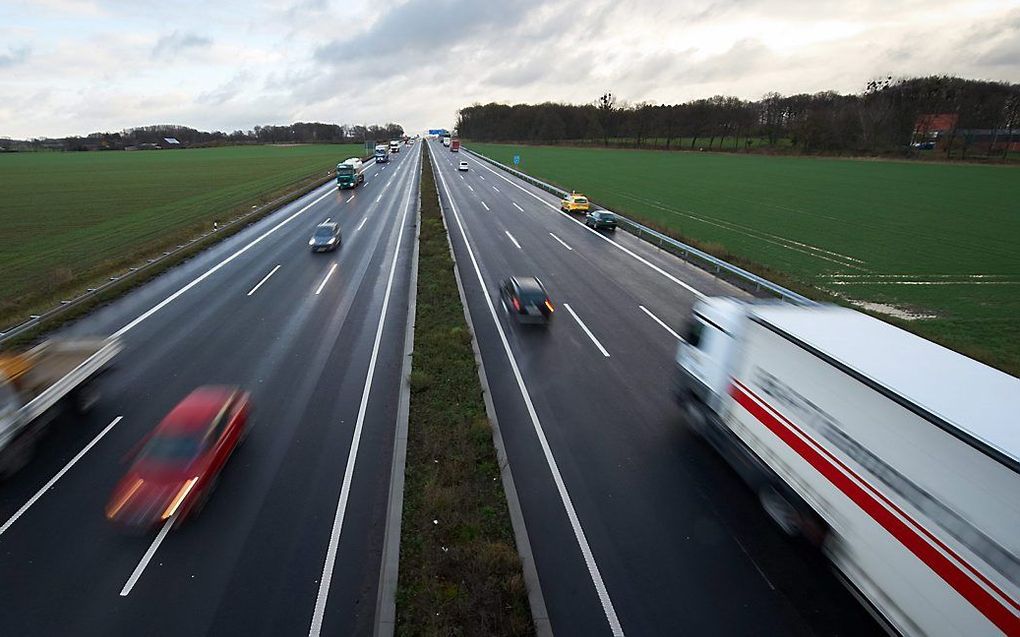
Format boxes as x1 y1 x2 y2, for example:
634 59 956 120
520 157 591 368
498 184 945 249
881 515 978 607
512 202 524 212
0 416 123 538
504 230 522 250
563 303 611 358
465 153 706 300
356 218 367 232
433 150 625 636
638 305 684 342
548 233 573 251
308 145 420 637
120 513 176 596
112 186 335 338
314 263 338 295
247 264 281 296
481 201 490 211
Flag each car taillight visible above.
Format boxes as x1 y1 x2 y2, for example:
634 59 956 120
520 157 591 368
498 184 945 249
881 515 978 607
512 297 521 312
544 299 555 313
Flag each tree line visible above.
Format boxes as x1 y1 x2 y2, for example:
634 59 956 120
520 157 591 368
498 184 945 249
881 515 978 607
456 76 1020 158
0 121 405 152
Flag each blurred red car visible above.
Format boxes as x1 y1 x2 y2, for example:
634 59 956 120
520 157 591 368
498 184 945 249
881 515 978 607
106 386 250 530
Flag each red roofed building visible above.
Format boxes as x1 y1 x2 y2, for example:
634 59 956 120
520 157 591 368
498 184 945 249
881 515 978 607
914 113 959 137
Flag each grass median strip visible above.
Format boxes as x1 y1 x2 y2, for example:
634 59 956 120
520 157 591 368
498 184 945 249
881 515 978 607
396 148 532 634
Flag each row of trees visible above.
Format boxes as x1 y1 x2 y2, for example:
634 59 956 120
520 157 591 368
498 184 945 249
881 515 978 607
1 122 405 151
456 76 1020 158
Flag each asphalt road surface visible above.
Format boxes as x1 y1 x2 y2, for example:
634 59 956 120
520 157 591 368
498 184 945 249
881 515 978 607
0 143 421 636
0 136 883 637
430 140 882 637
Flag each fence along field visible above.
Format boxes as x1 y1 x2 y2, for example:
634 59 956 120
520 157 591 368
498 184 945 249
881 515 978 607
0 144 363 329
470 143 1020 375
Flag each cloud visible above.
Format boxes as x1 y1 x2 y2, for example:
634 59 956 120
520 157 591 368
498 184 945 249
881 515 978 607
2 0 1020 138
0 45 30 67
198 71 254 105
151 31 212 59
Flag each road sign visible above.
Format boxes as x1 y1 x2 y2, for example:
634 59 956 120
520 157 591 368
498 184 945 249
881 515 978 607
513 154 520 166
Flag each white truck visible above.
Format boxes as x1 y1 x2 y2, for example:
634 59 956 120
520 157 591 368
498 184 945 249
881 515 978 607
0 337 121 477
675 298 1019 636
389 140 400 154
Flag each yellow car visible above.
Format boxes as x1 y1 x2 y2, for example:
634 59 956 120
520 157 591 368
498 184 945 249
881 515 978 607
560 192 590 213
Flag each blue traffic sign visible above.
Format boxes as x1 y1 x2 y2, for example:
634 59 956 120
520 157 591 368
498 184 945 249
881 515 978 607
513 154 520 165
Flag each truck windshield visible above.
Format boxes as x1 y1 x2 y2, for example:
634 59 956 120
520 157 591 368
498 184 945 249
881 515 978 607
337 166 354 175
685 320 704 348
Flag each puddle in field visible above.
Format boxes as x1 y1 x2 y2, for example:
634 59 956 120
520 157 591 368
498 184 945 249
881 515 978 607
845 300 937 321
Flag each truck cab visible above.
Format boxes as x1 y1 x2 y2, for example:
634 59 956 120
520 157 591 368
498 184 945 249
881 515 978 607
675 297 744 411
336 158 364 189
389 140 400 153
374 145 389 163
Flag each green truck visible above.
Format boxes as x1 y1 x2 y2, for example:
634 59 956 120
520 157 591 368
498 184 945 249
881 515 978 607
336 157 365 189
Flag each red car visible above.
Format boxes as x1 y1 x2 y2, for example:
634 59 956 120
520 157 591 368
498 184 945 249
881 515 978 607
106 386 250 530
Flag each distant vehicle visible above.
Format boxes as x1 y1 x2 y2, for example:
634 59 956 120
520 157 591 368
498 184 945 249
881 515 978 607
336 157 364 189
389 140 400 153
450 138 460 152
585 210 617 231
674 298 1020 636
458 160 469 171
912 141 935 150
560 192 589 213
442 136 451 147
374 144 389 163
499 276 554 324
106 386 251 530
309 222 342 252
0 337 120 477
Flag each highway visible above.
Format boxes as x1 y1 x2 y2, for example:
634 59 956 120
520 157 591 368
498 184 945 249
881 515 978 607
0 143 421 636
429 139 882 636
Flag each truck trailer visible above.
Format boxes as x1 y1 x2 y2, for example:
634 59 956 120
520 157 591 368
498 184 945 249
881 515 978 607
1 337 121 477
675 298 1020 636
450 138 460 152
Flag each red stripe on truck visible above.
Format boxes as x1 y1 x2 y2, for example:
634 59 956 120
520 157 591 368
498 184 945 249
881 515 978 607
730 380 1020 635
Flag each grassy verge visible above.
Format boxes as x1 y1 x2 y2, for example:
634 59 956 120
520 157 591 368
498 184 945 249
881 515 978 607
0 171 333 350
0 144 364 329
396 147 532 634
469 142 1020 375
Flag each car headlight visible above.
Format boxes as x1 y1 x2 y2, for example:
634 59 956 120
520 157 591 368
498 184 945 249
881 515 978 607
161 477 199 521
309 239 316 245
328 238 336 244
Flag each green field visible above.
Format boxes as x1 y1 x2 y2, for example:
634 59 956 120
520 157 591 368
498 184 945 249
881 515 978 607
471 143 1020 374
0 144 362 327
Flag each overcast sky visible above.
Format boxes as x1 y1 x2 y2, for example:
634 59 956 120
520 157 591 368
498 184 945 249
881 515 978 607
1 0 1018 138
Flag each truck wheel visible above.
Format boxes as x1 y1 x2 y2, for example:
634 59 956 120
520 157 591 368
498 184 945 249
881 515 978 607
0 435 35 479
72 384 101 414
758 485 802 537
681 400 708 438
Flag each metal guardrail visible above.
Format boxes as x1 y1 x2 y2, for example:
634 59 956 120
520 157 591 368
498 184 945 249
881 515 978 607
0 158 375 346
463 147 815 306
